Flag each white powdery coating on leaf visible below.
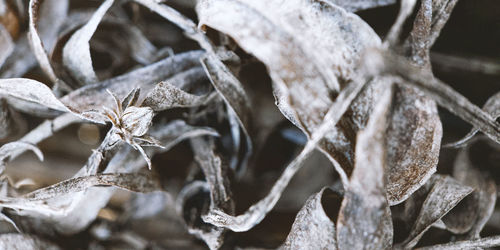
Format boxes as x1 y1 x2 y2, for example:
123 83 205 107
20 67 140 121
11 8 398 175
281 188 337 249
62 0 114 85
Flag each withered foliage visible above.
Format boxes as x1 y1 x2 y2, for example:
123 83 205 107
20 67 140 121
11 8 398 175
0 0 498 249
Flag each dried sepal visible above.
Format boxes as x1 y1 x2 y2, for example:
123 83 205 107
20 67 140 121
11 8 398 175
97 89 163 170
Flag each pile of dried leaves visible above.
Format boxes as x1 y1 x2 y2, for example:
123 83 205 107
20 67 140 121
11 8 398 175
0 0 499 249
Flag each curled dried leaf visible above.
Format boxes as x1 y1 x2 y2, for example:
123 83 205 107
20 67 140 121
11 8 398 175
441 138 497 238
0 24 14 68
327 0 396 12
0 234 60 250
416 235 500 250
398 175 473 249
62 0 114 85
337 85 393 249
28 0 68 85
60 50 204 116
446 91 500 148
367 49 500 145
280 187 340 250
143 77 215 111
201 53 253 176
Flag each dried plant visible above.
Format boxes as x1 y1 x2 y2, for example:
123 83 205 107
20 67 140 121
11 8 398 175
0 0 498 249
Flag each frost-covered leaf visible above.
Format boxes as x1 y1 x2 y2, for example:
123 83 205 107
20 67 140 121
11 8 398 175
0 173 160 216
187 139 234 249
385 85 441 205
0 98 26 140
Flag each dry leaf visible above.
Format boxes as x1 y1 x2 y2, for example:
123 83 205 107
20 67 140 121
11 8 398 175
0 234 60 250
398 175 473 249
337 85 393 249
441 138 497 238
62 0 114 85
280 187 340 249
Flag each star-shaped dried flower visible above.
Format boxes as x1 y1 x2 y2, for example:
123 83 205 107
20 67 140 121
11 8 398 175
95 88 164 169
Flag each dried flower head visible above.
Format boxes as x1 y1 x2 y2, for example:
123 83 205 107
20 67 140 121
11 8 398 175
99 88 163 169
